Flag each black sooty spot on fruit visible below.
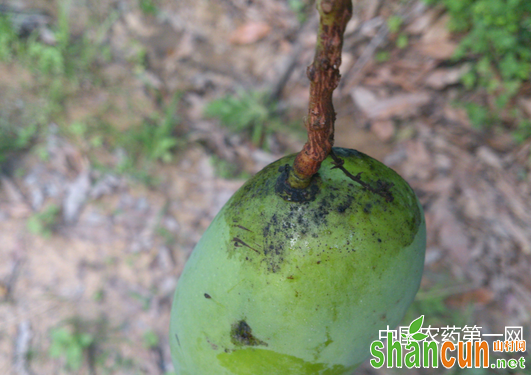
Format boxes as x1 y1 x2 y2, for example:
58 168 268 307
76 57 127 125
226 148 422 274
335 194 355 214
275 165 320 202
334 148 361 158
230 320 268 347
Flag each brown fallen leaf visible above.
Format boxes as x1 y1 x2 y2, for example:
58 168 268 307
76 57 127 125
422 14 452 43
517 97 531 117
416 15 457 60
415 41 457 60
439 218 471 266
443 104 471 127
363 92 431 120
370 120 394 142
406 7 442 35
350 86 378 112
425 65 469 89
446 288 495 308
499 214 531 255
229 22 271 45
476 146 502 169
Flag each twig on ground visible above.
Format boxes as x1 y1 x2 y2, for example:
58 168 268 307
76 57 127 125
14 321 32 375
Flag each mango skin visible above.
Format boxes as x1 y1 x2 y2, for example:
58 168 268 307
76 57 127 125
169 147 426 375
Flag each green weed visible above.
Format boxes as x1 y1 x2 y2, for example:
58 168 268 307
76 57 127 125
49 326 94 371
143 330 159 349
0 118 39 163
119 93 184 164
0 6 117 166
376 51 391 63
139 0 159 15
205 90 285 150
27 204 61 238
80 93 183 183
129 291 151 311
404 285 475 329
387 15 404 33
396 34 408 49
424 0 531 140
514 119 531 144
288 0 311 23
210 155 250 180
0 15 19 61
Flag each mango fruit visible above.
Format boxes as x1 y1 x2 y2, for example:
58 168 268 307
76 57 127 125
169 147 426 375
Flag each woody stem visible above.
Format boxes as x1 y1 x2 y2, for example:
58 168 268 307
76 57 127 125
287 0 352 189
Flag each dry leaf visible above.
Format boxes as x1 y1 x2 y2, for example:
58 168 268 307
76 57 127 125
229 22 271 45
443 104 471 127
446 288 495 308
517 97 531 117
425 65 469 89
439 219 471 266
370 120 394 142
422 14 452 43
499 214 531 255
415 41 457 60
351 86 378 112
476 146 502 169
362 92 431 120
124 12 157 37
406 8 441 35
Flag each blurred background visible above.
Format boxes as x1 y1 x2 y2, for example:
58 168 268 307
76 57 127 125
0 0 530 374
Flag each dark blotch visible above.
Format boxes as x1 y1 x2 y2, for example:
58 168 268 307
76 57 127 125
204 293 211 299
230 320 268 347
275 165 320 202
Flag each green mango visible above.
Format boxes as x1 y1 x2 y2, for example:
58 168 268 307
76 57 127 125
170 147 426 375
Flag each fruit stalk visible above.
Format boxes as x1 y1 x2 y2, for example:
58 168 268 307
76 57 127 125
288 0 352 189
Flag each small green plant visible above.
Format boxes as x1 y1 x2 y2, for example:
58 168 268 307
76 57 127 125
139 0 158 15
27 204 61 238
288 0 311 22
27 37 65 76
0 119 39 163
120 93 183 164
514 119 531 144
210 155 250 180
403 282 476 330
143 330 159 349
0 15 18 61
396 34 408 49
129 291 151 311
424 0 531 140
49 326 94 371
205 90 285 149
376 51 391 63
0 5 116 169
387 15 403 33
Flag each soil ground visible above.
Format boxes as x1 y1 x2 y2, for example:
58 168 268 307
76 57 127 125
0 0 530 374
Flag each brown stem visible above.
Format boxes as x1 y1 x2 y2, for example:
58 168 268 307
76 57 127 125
288 0 352 189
